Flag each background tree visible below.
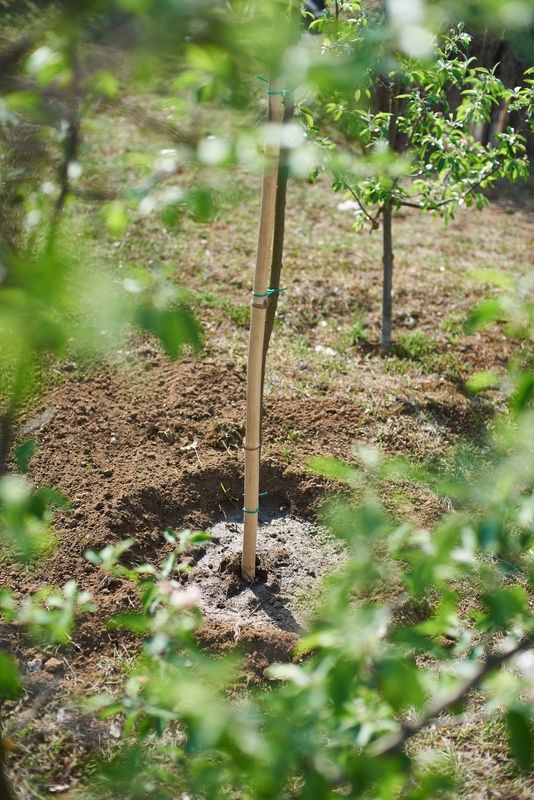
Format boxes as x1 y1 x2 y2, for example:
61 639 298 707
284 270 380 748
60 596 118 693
305 16 532 351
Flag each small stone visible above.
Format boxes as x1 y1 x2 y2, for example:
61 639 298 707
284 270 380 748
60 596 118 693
27 658 43 673
102 469 113 478
44 657 63 674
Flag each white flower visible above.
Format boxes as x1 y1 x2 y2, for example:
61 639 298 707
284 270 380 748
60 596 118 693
514 650 534 676
169 584 202 611
138 195 156 216
25 210 41 228
337 199 360 212
197 136 230 165
122 277 143 295
155 149 178 174
315 345 336 357
67 161 82 180
160 186 184 206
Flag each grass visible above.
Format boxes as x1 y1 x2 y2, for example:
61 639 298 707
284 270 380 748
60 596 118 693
413 715 534 800
383 331 467 382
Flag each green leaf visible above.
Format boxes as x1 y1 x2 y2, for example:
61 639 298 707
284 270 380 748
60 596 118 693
104 202 129 236
94 70 120 99
465 298 504 333
185 188 215 222
510 372 534 414
376 657 426 712
478 520 502 552
307 456 361 484
506 709 533 772
0 652 23 699
134 305 202 359
266 663 310 686
5 90 42 114
14 439 38 472
108 613 151 634
465 371 501 393
188 532 212 544
468 269 515 289
481 586 529 630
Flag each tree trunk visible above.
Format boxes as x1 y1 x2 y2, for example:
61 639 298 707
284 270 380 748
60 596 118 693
381 201 393 354
380 79 398 355
260 93 294 401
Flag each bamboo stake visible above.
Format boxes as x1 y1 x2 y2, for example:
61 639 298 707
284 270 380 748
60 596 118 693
242 77 284 581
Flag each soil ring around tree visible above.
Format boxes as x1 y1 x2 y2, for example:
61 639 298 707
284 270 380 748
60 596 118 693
3 356 353 687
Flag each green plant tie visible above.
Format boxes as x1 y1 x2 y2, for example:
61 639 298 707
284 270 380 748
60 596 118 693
243 492 268 515
251 287 287 298
255 75 286 95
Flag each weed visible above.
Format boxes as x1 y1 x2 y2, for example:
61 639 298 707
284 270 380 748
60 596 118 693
334 306 368 352
387 331 466 381
394 331 437 361
227 303 250 329
441 312 466 341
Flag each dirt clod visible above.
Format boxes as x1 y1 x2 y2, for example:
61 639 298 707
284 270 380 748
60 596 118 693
44 657 64 674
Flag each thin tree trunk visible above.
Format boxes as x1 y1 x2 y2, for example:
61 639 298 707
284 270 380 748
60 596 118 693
260 93 294 401
242 78 284 582
381 201 393 354
380 80 398 354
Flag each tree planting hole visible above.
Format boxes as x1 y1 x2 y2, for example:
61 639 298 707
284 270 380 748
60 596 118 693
183 512 345 635
108 464 343 637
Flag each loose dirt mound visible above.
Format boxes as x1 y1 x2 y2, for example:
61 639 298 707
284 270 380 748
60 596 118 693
4 355 354 673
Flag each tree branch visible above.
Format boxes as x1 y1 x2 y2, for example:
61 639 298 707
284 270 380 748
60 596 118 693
340 181 379 228
399 160 504 212
372 631 534 757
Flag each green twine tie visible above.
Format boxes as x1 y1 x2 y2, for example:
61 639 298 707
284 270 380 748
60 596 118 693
243 492 268 515
252 287 287 298
255 75 286 95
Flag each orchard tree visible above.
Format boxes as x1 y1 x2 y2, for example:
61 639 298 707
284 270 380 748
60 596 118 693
307 19 532 351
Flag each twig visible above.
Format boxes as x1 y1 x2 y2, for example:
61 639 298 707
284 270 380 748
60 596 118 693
341 181 378 228
372 631 534 756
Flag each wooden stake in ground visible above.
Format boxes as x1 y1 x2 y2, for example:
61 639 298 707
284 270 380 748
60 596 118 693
242 78 284 581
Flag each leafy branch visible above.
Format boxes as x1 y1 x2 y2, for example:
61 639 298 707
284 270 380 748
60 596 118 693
373 631 534 757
